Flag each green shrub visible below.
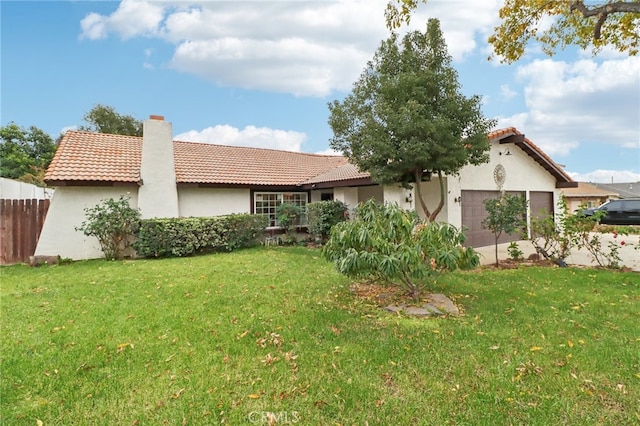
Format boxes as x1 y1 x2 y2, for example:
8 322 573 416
276 203 302 234
323 199 478 300
134 214 268 258
75 196 141 260
307 200 349 243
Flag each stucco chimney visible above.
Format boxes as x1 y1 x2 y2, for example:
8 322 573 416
137 115 179 219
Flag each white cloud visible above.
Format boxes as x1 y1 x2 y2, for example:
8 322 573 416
315 147 342 156
174 125 307 152
499 84 517 101
79 0 503 96
568 170 640 184
496 56 640 157
80 0 165 40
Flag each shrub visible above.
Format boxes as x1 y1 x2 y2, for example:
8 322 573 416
323 199 478 300
307 200 349 243
76 196 141 260
134 214 268 258
529 197 626 268
276 203 302 234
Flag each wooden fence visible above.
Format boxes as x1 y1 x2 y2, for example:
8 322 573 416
0 199 50 265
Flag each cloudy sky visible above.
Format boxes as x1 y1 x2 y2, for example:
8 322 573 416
2 0 639 182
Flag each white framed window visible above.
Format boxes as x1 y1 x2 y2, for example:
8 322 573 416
254 192 308 227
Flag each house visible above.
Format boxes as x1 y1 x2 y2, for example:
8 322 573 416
561 182 619 213
590 182 640 199
35 115 576 260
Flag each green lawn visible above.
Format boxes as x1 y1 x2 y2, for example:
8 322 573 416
1 247 639 425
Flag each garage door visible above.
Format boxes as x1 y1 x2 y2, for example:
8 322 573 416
461 190 525 247
530 191 554 219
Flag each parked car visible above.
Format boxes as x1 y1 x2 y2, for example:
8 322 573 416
579 198 640 225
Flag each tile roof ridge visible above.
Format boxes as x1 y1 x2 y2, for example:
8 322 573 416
173 139 346 158
65 129 142 139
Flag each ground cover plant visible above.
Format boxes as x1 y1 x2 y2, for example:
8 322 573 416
2 247 639 425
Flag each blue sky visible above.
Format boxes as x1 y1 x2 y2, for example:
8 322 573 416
2 0 639 183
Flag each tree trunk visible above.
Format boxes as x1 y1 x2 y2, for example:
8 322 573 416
428 171 446 222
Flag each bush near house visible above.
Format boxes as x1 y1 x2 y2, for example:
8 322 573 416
134 214 268 258
306 200 349 243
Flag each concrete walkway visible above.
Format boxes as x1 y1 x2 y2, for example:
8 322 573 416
475 233 640 272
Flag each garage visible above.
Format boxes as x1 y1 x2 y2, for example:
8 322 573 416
461 190 526 247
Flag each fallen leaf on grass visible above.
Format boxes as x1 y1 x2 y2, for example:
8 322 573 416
248 394 260 399
530 346 542 352
172 388 185 399
116 343 134 353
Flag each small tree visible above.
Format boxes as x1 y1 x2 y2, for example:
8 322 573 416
323 199 478 300
482 194 527 266
76 196 141 260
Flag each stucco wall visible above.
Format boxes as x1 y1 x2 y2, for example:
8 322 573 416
414 178 450 222
178 187 250 217
35 187 139 260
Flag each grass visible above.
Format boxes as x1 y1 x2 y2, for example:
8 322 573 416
1 247 639 425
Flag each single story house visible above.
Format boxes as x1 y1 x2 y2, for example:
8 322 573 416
35 115 576 260
561 182 619 213
589 182 640 199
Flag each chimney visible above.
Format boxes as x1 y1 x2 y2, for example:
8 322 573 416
137 115 180 219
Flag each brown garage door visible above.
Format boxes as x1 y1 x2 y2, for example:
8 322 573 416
530 191 554 219
461 190 525 247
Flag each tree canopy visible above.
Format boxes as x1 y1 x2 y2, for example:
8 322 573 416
0 123 57 186
79 104 143 136
386 0 640 62
328 19 495 221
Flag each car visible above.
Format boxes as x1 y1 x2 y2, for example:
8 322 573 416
579 198 640 225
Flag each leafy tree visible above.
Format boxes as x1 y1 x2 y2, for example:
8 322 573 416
0 123 57 186
79 104 143 136
323 199 478 300
481 194 527 266
328 19 494 222
76 196 141 260
385 0 640 62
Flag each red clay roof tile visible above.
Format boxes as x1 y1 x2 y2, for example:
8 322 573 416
44 127 573 187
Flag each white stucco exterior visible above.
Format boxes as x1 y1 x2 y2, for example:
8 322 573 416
35 186 139 260
138 118 179 219
178 187 250 217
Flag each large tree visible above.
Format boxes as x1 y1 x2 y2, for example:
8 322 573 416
328 19 495 222
79 104 143 136
386 0 640 62
0 123 57 186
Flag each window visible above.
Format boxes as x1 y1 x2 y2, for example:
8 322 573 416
254 192 308 227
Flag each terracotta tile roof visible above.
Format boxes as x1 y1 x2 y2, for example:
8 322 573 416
488 127 574 184
44 131 142 183
173 141 348 185
45 131 347 186
45 127 574 188
302 162 370 184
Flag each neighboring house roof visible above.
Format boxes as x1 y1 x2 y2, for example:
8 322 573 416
488 127 575 186
561 182 619 198
590 182 640 199
44 127 574 188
